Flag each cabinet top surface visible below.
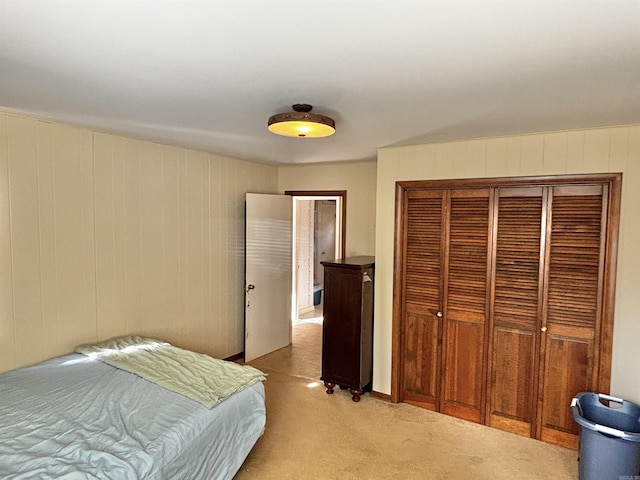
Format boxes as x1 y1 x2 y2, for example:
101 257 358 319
321 256 375 267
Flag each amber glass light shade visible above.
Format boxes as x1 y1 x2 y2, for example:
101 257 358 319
268 104 335 138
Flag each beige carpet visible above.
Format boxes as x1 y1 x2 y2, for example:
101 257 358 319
236 321 578 480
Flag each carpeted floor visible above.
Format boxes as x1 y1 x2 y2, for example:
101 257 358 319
235 321 578 480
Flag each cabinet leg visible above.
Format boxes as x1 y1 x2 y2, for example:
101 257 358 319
350 389 363 402
324 381 336 394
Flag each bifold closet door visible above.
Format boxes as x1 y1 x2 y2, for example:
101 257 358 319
487 184 609 448
401 188 492 423
396 175 619 449
537 185 608 448
401 190 444 410
441 189 492 423
487 187 544 437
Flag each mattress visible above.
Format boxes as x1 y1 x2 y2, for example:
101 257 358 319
0 352 266 480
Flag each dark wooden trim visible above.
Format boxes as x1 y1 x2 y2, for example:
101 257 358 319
284 190 347 259
599 173 622 393
397 173 622 191
480 187 496 425
391 182 406 403
484 191 499 426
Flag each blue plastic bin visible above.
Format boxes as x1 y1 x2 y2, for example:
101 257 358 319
571 392 640 480
313 284 322 306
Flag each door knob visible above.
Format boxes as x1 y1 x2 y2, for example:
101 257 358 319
541 326 547 332
247 284 255 291
436 311 443 318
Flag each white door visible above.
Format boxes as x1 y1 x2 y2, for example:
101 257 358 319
244 193 292 362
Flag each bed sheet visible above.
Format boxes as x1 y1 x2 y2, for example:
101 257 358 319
0 353 266 480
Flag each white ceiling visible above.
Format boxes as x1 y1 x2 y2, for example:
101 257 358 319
1 1 639 165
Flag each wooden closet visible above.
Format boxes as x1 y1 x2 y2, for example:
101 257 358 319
392 174 621 449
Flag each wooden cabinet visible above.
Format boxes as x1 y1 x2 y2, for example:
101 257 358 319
394 174 621 449
321 256 374 402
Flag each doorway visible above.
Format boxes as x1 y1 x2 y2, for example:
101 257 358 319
286 191 346 326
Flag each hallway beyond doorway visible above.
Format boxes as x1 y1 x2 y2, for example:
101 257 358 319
296 305 323 325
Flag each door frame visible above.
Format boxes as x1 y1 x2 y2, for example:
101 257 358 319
285 190 347 261
391 173 622 404
286 190 347 322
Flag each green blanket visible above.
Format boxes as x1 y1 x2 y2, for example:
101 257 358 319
75 336 266 409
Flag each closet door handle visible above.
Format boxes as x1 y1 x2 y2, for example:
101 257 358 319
436 311 443 318
541 326 548 332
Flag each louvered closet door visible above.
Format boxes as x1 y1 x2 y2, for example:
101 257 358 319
487 187 544 437
537 185 607 449
396 175 619 449
401 190 444 409
441 189 492 423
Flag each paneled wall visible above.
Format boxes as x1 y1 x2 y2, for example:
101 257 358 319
0 112 277 373
374 126 640 403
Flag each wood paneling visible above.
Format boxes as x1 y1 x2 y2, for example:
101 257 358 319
6 116 45 367
0 112 278 373
0 114 14 371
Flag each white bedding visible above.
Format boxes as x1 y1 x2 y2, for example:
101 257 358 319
0 353 266 479
75 336 266 408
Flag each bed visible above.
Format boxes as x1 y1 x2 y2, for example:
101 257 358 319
0 336 266 480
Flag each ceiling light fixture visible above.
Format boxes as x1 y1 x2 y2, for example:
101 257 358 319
267 104 335 138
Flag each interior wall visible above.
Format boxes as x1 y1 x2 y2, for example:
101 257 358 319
278 161 377 257
315 200 336 282
295 199 314 312
374 125 640 403
0 111 278 373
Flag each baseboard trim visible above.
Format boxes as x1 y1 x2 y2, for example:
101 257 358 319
371 390 392 402
298 305 316 315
